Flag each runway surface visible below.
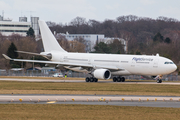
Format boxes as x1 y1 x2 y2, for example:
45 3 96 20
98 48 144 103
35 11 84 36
2 101 180 108
0 78 180 85
0 94 180 108
1 78 180 108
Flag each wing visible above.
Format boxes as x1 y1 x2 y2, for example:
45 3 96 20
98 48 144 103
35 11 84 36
2 54 124 71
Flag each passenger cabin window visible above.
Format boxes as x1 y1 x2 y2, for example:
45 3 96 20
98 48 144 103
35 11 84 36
164 62 174 64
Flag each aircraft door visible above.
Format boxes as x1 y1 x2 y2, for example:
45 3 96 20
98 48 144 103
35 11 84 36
153 58 159 68
131 59 135 67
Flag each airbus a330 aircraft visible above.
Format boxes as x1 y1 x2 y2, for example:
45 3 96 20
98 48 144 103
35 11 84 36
2 20 177 83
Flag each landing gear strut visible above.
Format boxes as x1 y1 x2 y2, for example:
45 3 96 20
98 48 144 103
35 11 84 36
157 79 162 83
155 75 163 83
85 77 98 82
113 76 125 82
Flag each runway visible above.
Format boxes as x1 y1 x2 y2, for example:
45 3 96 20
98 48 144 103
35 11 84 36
1 78 180 108
0 94 180 108
0 78 180 85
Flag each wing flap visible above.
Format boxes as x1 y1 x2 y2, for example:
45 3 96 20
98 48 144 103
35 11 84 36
16 51 52 59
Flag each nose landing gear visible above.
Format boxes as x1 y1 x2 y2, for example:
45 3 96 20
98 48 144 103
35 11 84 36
157 79 162 83
155 75 163 83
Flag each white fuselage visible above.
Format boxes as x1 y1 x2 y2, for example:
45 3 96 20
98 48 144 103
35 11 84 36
50 51 177 76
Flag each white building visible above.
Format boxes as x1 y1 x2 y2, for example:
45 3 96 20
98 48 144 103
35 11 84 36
59 32 105 52
58 32 128 53
0 15 39 37
0 21 31 36
31 17 40 36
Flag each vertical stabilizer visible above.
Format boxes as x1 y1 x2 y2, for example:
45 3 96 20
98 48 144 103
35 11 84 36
38 20 67 52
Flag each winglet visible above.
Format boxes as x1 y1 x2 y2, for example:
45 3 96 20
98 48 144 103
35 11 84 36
2 54 12 60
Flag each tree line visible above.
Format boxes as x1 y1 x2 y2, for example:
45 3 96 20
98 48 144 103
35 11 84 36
0 32 87 69
48 15 180 63
1 15 180 69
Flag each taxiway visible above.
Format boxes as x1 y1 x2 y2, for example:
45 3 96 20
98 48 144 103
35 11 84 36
0 78 180 85
1 78 180 108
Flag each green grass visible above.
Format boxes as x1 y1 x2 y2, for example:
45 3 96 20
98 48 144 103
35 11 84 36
0 104 180 120
0 78 180 120
0 81 180 96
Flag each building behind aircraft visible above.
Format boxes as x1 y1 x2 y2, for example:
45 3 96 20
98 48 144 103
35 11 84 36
0 13 39 37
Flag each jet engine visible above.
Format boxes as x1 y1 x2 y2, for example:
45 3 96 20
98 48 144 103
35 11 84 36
93 69 111 80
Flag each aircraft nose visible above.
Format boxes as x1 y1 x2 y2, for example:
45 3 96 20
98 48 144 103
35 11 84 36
171 64 177 72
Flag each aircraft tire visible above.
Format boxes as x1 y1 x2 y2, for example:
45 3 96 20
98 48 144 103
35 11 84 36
157 79 162 83
94 78 98 82
90 77 94 82
122 77 125 82
113 77 117 82
85 77 90 82
117 77 121 82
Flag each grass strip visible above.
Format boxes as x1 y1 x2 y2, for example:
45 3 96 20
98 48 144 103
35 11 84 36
0 104 180 120
0 81 180 96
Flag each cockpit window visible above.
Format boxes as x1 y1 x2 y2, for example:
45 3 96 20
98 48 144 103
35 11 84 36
164 62 174 64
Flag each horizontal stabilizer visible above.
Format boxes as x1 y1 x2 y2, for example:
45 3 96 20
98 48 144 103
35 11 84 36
16 51 43 56
2 54 12 60
16 51 52 59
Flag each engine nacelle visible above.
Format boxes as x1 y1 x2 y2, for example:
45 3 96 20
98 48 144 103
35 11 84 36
93 69 111 80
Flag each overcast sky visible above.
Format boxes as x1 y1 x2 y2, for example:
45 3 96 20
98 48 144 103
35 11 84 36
1 0 180 24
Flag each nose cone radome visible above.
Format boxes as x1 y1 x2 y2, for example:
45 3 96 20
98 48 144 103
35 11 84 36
168 64 177 74
170 64 177 73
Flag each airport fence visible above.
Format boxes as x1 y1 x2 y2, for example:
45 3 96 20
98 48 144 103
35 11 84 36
0 69 179 81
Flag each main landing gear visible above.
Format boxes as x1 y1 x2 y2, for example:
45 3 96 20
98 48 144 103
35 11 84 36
113 76 125 82
85 77 98 82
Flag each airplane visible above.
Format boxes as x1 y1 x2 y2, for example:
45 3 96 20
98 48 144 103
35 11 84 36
2 20 177 83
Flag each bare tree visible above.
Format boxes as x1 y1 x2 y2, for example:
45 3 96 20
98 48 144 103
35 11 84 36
69 17 87 27
13 37 37 59
56 35 70 51
69 40 85 53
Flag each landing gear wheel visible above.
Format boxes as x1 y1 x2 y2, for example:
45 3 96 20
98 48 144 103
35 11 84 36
90 77 94 82
117 77 122 82
86 77 90 82
157 80 159 83
122 77 125 82
94 78 98 82
157 79 162 83
113 77 117 82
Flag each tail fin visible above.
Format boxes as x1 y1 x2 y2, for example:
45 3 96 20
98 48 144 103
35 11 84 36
38 20 67 52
